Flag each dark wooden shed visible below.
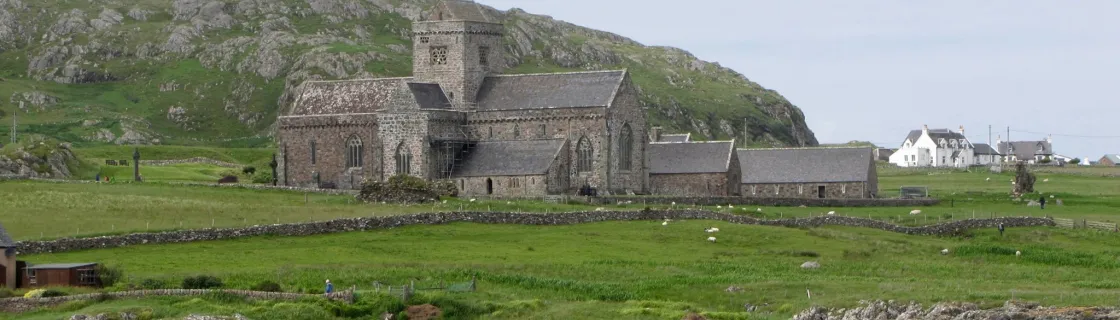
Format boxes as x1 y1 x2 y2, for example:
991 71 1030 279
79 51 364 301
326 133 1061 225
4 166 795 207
22 263 100 288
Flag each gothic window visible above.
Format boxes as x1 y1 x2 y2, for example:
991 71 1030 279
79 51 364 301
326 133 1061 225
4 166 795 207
488 126 493 139
510 177 519 188
345 135 363 168
430 46 448 65
395 142 411 175
479 46 489 65
841 185 847 194
419 36 430 44
539 124 547 138
577 136 593 173
513 124 520 138
619 124 633 171
798 185 803 194
310 140 316 164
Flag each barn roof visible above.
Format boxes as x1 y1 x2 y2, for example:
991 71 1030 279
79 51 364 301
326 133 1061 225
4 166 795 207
27 263 97 270
648 141 736 174
475 70 626 111
0 222 14 247
737 147 873 184
451 139 566 177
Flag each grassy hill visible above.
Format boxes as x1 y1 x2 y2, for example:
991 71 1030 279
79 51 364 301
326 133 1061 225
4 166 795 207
0 0 818 149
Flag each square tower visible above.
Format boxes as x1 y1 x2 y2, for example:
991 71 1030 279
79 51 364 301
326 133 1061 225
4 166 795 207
412 0 505 110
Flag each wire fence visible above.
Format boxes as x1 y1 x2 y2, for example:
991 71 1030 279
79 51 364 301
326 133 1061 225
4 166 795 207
370 276 477 302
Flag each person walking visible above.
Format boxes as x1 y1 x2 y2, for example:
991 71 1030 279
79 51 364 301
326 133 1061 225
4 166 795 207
325 279 333 294
998 223 1005 236
1039 196 1046 209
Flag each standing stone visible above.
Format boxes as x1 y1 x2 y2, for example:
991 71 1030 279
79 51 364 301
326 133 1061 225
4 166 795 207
132 147 140 182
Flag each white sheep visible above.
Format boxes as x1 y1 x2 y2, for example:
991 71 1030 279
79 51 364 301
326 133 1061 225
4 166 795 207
706 227 720 233
985 177 990 181
1043 178 1049 182
1016 250 1021 257
910 209 922 215
728 205 734 209
717 205 723 209
756 208 762 212
708 236 717 242
941 248 949 255
671 201 676 206
469 198 476 202
827 211 836 215
662 221 668 226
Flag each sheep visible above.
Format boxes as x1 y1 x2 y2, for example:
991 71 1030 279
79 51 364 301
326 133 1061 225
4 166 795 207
756 208 762 212
708 236 717 242
827 211 836 215
941 248 949 255
1016 250 1021 257
728 205 734 209
985 177 990 181
706 227 720 233
910 209 922 215
469 198 476 202
1043 178 1049 182
662 221 668 226
594 207 605 211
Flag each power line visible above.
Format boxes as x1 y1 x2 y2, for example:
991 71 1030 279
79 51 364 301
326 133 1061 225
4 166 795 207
1010 129 1120 139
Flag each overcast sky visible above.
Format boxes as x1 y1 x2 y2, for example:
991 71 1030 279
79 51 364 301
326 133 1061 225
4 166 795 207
476 0 1119 160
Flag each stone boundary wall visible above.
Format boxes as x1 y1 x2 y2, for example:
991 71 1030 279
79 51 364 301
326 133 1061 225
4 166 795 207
14 211 1053 255
138 157 242 168
590 196 941 207
0 175 357 195
0 289 354 313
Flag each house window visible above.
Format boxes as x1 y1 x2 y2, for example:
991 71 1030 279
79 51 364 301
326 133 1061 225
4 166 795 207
395 142 412 175
310 140 316 164
939 139 947 148
479 46 489 65
751 185 757 195
798 185 803 194
429 46 448 65
942 156 946 164
577 137 593 173
419 36 430 44
26 269 36 285
619 124 633 171
345 135 363 168
513 124 520 138
79 269 97 285
841 185 847 194
950 140 958 148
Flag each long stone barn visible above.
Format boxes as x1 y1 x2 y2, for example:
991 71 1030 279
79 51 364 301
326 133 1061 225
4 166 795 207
647 140 740 196
736 147 878 199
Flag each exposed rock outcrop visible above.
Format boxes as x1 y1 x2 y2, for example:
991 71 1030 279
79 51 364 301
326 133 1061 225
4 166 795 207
0 142 77 178
793 300 1120 320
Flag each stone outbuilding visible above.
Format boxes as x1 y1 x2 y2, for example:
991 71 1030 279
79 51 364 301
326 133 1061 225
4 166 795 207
0 223 15 290
276 0 648 196
737 147 878 199
647 140 740 196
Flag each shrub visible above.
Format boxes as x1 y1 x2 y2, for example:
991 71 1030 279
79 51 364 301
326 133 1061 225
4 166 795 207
242 166 257 175
40 289 67 297
24 289 46 298
252 171 273 184
1070 158 1081 164
96 264 124 287
182 275 223 289
252 280 283 292
139 279 167 289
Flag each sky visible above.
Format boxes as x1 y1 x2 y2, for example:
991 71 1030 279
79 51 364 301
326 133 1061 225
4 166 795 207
475 0 1120 159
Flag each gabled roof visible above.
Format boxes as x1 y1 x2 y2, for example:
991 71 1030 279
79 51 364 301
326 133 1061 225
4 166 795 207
973 143 1001 155
451 140 566 177
1102 154 1120 163
0 222 14 248
288 78 413 115
648 141 735 174
407 83 452 109
426 0 495 23
475 70 627 111
658 133 691 143
903 129 968 145
737 147 873 184
27 263 97 270
998 141 1052 159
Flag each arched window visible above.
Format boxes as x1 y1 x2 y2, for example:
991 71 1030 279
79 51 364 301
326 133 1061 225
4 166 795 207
395 142 411 175
577 137 593 173
619 124 633 171
345 135 363 168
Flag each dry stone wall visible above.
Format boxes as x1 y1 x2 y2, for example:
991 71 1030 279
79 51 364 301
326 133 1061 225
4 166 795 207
590 196 939 207
14 211 1052 255
138 157 241 168
0 289 354 313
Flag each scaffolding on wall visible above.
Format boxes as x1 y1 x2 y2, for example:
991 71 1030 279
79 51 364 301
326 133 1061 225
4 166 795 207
430 125 476 180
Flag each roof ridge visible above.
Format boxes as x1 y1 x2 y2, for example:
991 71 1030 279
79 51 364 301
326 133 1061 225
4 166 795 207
490 70 627 77
652 140 734 144
737 146 872 151
302 77 413 84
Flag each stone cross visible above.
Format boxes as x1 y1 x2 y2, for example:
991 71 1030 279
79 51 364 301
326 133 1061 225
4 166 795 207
132 147 141 182
270 154 279 186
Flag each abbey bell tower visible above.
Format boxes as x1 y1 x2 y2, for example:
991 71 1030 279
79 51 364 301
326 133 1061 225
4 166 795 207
411 0 505 110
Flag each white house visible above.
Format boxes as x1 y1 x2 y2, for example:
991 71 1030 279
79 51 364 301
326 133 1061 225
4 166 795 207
973 143 1002 165
996 135 1054 164
888 125 976 167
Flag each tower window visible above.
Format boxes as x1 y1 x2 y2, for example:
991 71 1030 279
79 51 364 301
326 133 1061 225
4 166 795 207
479 46 489 65
419 36 429 44
430 46 448 65
539 124 546 138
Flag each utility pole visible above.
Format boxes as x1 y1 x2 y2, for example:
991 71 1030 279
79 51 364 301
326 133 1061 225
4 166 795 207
988 125 992 164
10 102 20 145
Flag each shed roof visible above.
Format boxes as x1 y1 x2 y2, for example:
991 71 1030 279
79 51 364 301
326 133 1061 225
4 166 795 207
737 147 873 184
648 141 735 174
27 263 97 270
0 222 14 248
658 133 691 143
475 70 626 111
451 140 565 177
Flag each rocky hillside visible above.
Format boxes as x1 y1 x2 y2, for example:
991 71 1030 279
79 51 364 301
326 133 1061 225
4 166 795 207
0 0 818 148
794 300 1120 320
0 136 79 178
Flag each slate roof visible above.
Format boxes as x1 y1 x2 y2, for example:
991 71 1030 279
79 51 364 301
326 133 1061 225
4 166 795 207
0 222 14 247
998 141 1053 159
658 133 691 143
903 128 968 145
408 83 452 109
973 143 1001 155
451 140 565 177
289 78 413 115
737 147 873 184
1101 154 1120 164
475 70 626 111
27 263 97 270
648 141 735 174
428 0 495 23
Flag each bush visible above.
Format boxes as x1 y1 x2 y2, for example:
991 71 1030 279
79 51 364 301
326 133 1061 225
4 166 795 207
24 289 46 298
139 279 167 289
96 264 124 287
252 171 273 184
1040 157 1052 164
0 288 14 298
39 289 67 297
252 280 283 292
1070 158 1081 165
242 166 257 175
182 275 223 289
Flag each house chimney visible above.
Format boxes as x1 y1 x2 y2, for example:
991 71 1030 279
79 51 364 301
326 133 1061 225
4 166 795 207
650 126 662 142
959 125 964 135
1046 134 1052 144
922 124 929 135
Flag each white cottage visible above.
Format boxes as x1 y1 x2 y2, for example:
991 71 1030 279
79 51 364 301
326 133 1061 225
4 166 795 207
888 125 975 168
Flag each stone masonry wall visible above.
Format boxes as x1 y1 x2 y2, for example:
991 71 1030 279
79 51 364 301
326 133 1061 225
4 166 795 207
589 196 938 207
605 76 648 195
411 20 505 108
138 157 241 168
13 210 1046 255
377 112 429 180
649 173 732 196
0 289 354 313
457 174 548 197
742 181 870 199
278 114 381 188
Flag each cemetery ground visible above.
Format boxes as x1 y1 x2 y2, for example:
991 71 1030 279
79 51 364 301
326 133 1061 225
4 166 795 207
2 156 1120 319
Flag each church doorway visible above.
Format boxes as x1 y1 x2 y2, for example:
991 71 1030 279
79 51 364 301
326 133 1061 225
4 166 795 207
486 178 493 195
